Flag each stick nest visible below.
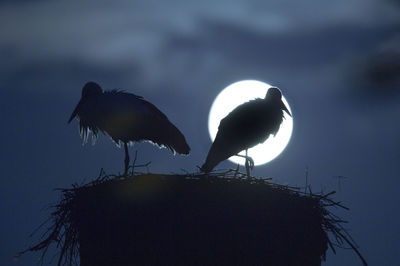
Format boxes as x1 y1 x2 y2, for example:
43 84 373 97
18 168 367 266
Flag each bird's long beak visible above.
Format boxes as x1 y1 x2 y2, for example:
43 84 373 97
68 99 82 123
281 101 292 117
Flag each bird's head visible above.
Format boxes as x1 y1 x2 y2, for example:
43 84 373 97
265 87 282 100
68 82 103 123
266 87 292 117
82 82 103 99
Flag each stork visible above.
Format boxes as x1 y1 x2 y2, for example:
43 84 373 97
201 87 291 175
68 82 190 175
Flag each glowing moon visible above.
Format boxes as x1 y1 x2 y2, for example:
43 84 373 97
208 80 293 166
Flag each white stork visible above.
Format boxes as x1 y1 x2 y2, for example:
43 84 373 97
201 87 291 174
68 82 190 175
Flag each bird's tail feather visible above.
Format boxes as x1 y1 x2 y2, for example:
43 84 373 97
167 125 190 155
155 120 190 155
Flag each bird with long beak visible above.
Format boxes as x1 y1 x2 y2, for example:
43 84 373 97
201 87 291 175
68 82 190 175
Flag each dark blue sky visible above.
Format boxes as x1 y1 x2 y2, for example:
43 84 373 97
1 1 399 265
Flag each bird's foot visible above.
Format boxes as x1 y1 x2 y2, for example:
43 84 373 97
235 153 254 177
247 157 254 170
244 156 254 178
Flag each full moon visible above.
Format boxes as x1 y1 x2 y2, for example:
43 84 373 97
208 80 293 166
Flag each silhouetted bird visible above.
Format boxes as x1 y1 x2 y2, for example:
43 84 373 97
68 82 190 175
201 87 291 174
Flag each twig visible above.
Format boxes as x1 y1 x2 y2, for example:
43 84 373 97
18 168 366 266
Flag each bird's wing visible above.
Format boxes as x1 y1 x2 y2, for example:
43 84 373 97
133 96 190 154
217 99 266 137
97 90 190 154
104 90 157 116
202 98 283 172
96 91 161 138
136 98 169 120
202 99 264 171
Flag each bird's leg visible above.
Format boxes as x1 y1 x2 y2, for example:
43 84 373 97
124 142 130 176
247 152 255 170
235 150 254 177
245 149 250 177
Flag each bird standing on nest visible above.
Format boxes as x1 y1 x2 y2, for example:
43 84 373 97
201 87 291 175
68 82 190 175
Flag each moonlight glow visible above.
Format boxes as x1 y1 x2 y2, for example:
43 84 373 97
208 80 293 166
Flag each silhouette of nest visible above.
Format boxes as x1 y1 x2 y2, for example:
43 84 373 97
18 168 367 266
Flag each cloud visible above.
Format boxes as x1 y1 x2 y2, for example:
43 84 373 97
1 0 398 68
357 43 400 97
1 0 399 100
165 19 399 68
366 48 400 85
337 0 400 100
345 27 400 100
0 58 142 97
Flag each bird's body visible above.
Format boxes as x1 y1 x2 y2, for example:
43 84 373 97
69 82 190 174
201 87 291 173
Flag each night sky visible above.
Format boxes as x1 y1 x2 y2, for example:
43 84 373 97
1 1 399 265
